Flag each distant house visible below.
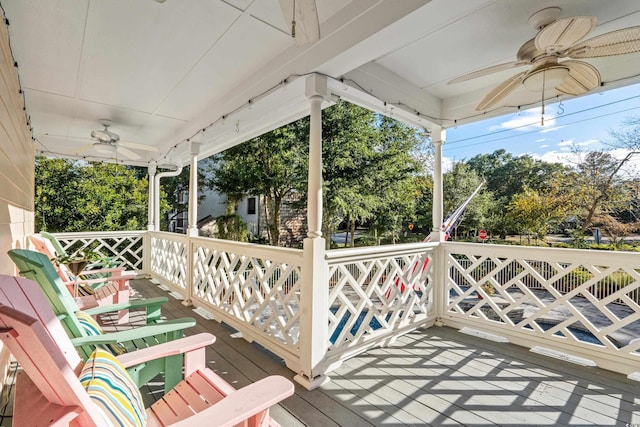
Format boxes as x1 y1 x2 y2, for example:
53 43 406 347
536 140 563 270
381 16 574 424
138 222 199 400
171 188 306 247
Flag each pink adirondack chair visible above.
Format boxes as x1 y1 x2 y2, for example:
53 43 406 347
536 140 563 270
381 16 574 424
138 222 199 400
29 234 133 311
0 275 294 426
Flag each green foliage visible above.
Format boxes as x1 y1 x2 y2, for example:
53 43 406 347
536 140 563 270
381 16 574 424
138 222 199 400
208 100 430 246
206 120 307 246
214 214 248 242
35 158 150 232
442 162 492 237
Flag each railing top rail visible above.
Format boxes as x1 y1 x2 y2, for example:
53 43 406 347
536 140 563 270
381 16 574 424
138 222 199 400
190 235 304 263
149 231 189 242
442 241 640 264
326 241 438 263
51 230 147 238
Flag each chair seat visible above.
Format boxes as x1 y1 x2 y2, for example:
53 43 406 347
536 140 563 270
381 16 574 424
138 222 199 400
147 369 235 426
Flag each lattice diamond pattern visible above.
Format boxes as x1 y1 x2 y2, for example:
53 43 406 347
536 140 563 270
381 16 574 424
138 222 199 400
60 235 144 270
328 251 433 350
193 246 301 347
150 236 187 289
447 250 640 356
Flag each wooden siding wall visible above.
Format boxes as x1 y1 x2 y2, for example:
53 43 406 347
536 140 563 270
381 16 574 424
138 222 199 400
0 16 34 274
0 12 35 390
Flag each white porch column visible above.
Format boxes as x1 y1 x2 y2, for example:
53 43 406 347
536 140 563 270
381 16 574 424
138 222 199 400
431 126 446 242
147 163 157 231
295 74 329 390
187 141 200 237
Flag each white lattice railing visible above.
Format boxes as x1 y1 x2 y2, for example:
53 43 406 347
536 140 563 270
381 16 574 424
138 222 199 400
443 242 640 374
190 236 303 360
324 242 438 363
149 232 189 292
53 231 145 273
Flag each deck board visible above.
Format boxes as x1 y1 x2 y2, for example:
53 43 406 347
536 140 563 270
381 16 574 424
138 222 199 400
81 279 640 426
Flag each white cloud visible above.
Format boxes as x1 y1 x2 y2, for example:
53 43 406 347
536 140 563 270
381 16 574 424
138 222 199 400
540 144 549 148
558 140 574 147
532 151 577 166
535 138 546 143
532 148 640 178
575 139 599 146
489 107 558 132
539 125 565 133
442 156 454 173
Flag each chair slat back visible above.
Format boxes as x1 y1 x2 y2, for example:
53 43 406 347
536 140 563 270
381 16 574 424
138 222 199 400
29 234 75 281
40 231 69 258
8 249 88 351
0 276 102 426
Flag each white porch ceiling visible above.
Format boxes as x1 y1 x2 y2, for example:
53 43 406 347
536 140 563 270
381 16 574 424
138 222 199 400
2 0 640 167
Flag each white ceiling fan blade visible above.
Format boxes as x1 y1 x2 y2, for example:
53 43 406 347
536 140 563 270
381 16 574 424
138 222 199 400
535 16 596 54
117 146 141 160
476 71 527 111
555 60 600 96
119 141 159 152
278 0 320 45
448 61 529 85
565 26 640 58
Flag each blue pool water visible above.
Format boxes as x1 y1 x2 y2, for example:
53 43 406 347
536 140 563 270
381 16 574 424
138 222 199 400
330 310 383 344
524 321 603 346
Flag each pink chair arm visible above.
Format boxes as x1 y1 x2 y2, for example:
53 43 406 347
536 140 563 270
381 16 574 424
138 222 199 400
170 375 294 427
116 333 216 369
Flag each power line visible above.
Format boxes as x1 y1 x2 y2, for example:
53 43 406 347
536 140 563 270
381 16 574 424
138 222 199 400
444 105 640 153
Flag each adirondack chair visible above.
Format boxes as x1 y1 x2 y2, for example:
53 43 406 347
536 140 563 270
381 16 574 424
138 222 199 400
0 275 294 427
29 233 133 299
9 249 198 392
12 247 133 321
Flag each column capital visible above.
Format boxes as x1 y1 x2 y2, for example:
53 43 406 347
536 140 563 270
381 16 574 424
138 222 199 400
148 163 157 175
305 74 329 100
189 141 200 156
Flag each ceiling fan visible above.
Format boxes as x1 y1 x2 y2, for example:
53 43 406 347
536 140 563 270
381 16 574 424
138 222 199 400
89 120 158 160
448 7 640 111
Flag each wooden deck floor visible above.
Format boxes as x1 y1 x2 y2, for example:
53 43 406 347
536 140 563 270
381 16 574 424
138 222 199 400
130 279 640 426
2 278 639 426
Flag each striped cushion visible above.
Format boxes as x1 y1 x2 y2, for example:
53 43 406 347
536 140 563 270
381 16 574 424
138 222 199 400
75 311 126 355
80 349 146 427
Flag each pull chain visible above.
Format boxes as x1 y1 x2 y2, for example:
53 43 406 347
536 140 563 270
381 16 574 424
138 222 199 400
541 70 546 126
291 0 296 38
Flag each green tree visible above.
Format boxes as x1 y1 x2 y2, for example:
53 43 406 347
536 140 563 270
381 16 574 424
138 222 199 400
207 121 307 246
442 162 492 238
35 158 80 232
466 149 569 235
35 158 149 232
507 184 571 244
365 116 427 244
568 150 634 233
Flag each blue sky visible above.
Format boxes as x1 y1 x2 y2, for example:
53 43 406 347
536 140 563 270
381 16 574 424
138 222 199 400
443 82 640 173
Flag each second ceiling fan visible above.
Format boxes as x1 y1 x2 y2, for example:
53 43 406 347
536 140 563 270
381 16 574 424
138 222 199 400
448 7 640 111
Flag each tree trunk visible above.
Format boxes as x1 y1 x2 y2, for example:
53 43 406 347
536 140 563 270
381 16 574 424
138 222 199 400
269 196 282 246
350 220 356 247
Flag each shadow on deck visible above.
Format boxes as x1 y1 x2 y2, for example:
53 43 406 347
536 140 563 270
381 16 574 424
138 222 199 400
3 278 638 426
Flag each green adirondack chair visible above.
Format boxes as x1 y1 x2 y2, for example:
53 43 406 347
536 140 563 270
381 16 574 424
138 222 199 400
8 248 197 392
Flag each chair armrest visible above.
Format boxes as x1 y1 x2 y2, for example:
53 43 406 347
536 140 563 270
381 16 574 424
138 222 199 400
116 333 216 368
171 375 294 427
69 317 197 346
82 267 134 277
64 275 129 286
83 296 168 315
